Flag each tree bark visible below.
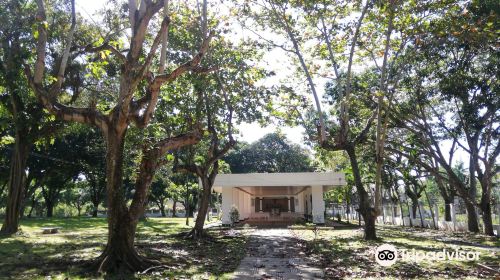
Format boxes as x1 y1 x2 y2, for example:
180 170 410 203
464 200 479 233
191 177 212 238
478 164 495 236
346 146 377 240
92 202 99 217
172 201 177 217
46 200 54 217
160 205 166 217
97 129 151 273
411 199 418 218
1 136 30 234
480 197 494 236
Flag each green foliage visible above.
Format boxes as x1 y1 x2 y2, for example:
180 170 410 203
224 132 315 173
229 205 240 225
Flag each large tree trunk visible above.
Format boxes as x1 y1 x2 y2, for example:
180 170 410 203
466 146 480 233
346 146 377 240
92 202 99 217
480 195 494 236
97 130 151 273
435 175 454 222
190 178 212 238
410 198 418 218
1 136 30 234
46 200 54 217
478 166 494 236
464 200 479 233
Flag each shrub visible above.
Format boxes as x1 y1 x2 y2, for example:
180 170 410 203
229 205 239 226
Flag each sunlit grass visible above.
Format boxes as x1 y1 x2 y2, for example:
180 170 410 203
291 223 499 279
0 217 245 280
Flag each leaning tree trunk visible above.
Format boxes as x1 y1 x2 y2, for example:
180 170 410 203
1 136 30 234
190 178 212 238
97 130 152 273
346 146 377 240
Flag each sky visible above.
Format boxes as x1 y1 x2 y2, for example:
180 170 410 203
75 0 471 165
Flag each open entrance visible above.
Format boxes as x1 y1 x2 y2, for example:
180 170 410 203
211 172 346 226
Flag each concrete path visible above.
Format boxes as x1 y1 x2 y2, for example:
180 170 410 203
232 229 324 280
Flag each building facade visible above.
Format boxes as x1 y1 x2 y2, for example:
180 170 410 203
211 172 346 225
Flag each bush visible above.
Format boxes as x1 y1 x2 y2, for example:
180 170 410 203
229 206 239 226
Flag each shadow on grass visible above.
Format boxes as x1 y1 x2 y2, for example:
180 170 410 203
0 217 246 279
303 225 499 279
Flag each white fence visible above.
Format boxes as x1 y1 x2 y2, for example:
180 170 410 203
328 203 500 236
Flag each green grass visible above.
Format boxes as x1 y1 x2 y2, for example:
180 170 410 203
0 217 246 280
292 223 499 279
1 218 498 279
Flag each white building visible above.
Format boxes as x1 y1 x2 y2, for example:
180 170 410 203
212 172 346 225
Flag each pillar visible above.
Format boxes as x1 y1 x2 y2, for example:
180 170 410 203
382 203 386 224
391 203 396 225
497 204 500 237
238 191 244 220
259 197 263 212
311 185 325 224
450 203 456 231
221 187 233 225
288 197 291 212
434 204 439 229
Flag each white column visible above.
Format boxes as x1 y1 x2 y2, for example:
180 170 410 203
244 193 250 219
288 197 292 212
259 197 263 212
391 203 396 225
238 191 244 220
382 203 386 224
232 188 239 221
221 187 233 225
450 203 456 231
311 185 325 224
497 204 500 237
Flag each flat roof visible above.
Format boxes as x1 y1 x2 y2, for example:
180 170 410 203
211 172 345 188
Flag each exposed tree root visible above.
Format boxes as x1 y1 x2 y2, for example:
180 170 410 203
94 248 160 274
183 228 213 240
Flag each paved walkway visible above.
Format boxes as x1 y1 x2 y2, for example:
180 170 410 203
232 229 324 280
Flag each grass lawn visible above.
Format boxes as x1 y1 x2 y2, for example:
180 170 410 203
0 217 246 280
1 218 498 279
292 222 500 279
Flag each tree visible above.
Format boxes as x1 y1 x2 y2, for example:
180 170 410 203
172 27 270 237
387 0 499 234
26 0 212 272
0 0 60 234
239 0 428 240
149 168 173 217
224 132 315 173
63 181 89 217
